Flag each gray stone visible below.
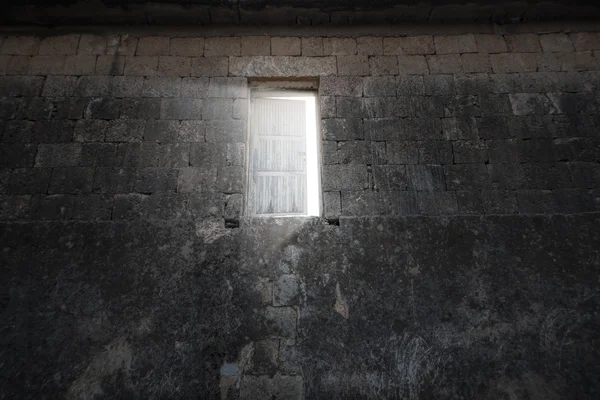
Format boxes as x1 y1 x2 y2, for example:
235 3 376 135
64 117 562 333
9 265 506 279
322 165 368 191
48 168 94 194
160 99 202 120
274 274 301 306
134 168 178 193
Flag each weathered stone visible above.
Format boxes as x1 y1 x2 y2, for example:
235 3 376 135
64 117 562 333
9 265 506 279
427 54 462 74
301 37 323 56
383 36 435 55
241 36 270 56
322 164 368 191
540 33 574 53
205 37 241 57
505 34 542 53
157 56 191 77
323 37 357 55
124 56 158 76
78 34 107 55
136 37 170 56
48 167 94 194
364 76 395 96
229 56 336 77
369 56 398 75
474 34 507 53
39 35 79 55
322 119 363 140
160 99 202 120
35 144 81 167
134 168 178 193
191 57 229 77
274 274 301 306
434 34 477 54
357 37 383 55
271 37 301 56
1 36 40 55
337 55 369 76
170 37 204 56
319 76 362 96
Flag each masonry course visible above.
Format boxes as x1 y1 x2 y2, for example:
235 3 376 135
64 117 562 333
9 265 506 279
0 29 600 400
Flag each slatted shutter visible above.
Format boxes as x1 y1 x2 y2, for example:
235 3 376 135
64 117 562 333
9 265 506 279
249 96 308 215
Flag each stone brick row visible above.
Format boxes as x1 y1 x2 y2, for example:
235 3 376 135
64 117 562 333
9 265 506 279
1 33 598 59
321 188 599 217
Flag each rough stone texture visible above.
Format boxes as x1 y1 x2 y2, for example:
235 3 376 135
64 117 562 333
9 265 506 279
1 29 600 400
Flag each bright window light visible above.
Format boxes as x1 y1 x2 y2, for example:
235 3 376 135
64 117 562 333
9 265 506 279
247 90 321 217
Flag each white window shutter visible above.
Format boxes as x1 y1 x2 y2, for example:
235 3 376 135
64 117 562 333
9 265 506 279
250 97 307 215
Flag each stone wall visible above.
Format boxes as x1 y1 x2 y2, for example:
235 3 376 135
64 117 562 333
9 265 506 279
1 29 599 399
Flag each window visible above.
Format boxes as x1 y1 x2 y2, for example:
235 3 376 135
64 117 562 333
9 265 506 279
246 88 321 217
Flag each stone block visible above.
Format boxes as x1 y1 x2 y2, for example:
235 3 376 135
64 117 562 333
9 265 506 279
1 36 41 55
444 164 490 190
363 97 403 118
337 141 371 164
323 38 357 55
369 56 398 75
434 34 477 54
170 37 204 56
364 118 406 140
319 76 362 96
31 194 74 220
233 98 247 119
120 98 160 119
487 163 526 189
35 144 81 167
202 98 233 120
396 75 424 96
357 37 383 55
136 37 170 56
93 167 135 193
321 119 363 140
424 74 455 95
48 167 94 194
229 56 336 77
363 75 395 96
224 193 243 220
337 55 369 76
461 53 491 73
0 195 32 220
112 193 147 219
205 120 245 143
106 35 138 56
107 120 146 142
178 121 205 142
74 119 108 142
323 191 341 220
208 77 247 98
491 53 538 73
205 37 241 57
322 165 368 191
111 76 144 97
515 189 555 213
274 274 301 306
386 141 419 164
84 97 121 119
443 95 481 117
489 73 522 93
157 56 191 77
141 77 181 97
143 120 180 143
72 194 112 220
8 168 51 194
251 339 280 375
320 96 335 118
191 57 228 77
134 168 178 193
569 32 600 51
77 34 107 55
124 56 158 76
32 120 75 143
0 76 44 96
39 35 79 55
2 121 35 143
262 306 297 339
540 33 574 53
340 191 381 216
474 34 507 53
241 36 270 56
427 54 462 74
0 55 31 75
177 167 217 193
442 117 479 140
74 76 111 96
374 165 408 191
508 93 561 115
301 37 323 56
40 76 75 97
456 190 484 214
271 37 301 56
505 34 542 53
28 56 66 75
160 98 202 120
417 191 458 215
407 165 446 191
180 77 209 98
383 36 435 55
216 166 243 193
142 192 187 220
455 74 492 95
156 143 189 168
453 140 488 163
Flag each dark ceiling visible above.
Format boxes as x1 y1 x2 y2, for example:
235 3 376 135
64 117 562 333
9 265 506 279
2 1 600 26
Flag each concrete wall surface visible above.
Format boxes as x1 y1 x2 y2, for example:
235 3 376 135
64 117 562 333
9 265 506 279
0 28 599 399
